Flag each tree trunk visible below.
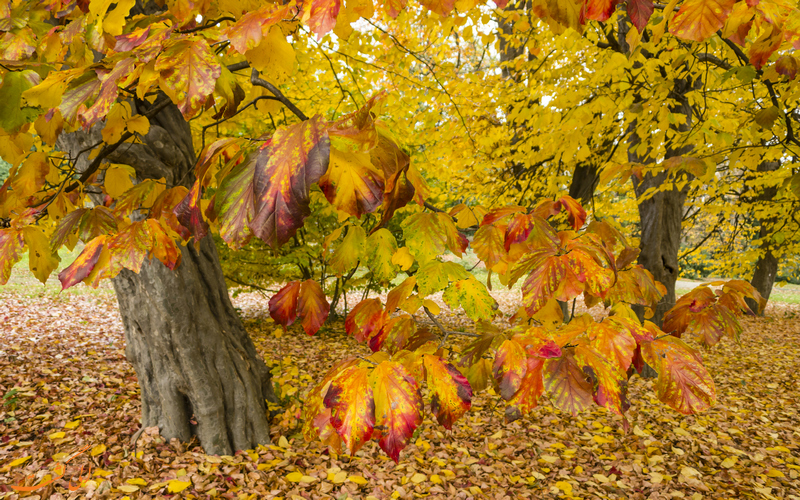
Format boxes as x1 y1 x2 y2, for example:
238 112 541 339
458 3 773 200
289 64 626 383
58 98 277 455
632 171 689 326
748 246 777 314
745 160 781 314
568 163 600 206
113 236 277 455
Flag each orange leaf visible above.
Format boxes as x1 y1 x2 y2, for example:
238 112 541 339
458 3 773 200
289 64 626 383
298 279 330 335
669 0 735 42
324 364 375 454
423 355 472 429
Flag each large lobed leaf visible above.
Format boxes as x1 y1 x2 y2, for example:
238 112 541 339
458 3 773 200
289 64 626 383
369 361 422 462
250 116 331 248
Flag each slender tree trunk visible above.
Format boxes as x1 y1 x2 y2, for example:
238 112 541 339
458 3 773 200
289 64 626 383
59 98 277 455
631 171 689 326
746 160 781 314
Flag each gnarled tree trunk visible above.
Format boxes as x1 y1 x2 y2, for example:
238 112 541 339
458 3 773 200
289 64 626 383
59 98 277 455
113 236 277 454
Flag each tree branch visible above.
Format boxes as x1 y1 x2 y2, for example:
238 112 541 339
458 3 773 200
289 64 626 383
250 69 308 121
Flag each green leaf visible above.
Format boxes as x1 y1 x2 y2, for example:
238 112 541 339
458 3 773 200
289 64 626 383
442 277 497 322
330 224 366 275
0 70 40 132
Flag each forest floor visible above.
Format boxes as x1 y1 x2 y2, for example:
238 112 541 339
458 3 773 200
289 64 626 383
1 272 799 499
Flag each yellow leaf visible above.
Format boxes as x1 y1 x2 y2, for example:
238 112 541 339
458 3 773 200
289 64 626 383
278 435 289 448
391 246 414 270
93 469 112 477
410 473 426 484
246 26 295 82
126 114 150 136
430 474 442 484
423 299 440 315
348 475 368 485
166 479 192 493
91 444 106 456
285 472 304 482
126 478 147 486
117 485 139 493
766 469 785 478
331 471 348 483
104 164 135 197
23 226 59 284
48 431 66 440
64 420 80 429
720 457 737 468
9 456 31 467
555 480 573 495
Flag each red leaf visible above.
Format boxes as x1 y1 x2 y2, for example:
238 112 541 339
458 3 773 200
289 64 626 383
370 361 422 462
345 298 387 342
628 0 654 31
555 195 587 230
584 0 620 22
174 180 209 242
154 38 222 118
216 153 256 249
58 236 107 289
145 218 181 270
493 339 527 400
298 279 330 335
269 281 302 328
250 116 330 248
303 0 341 38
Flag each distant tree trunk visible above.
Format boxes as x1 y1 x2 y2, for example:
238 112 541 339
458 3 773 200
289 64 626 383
59 98 277 455
746 160 781 314
569 163 600 206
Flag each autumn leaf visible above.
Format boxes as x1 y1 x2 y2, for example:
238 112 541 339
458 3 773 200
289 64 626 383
669 0 735 42
640 335 716 414
544 350 594 415
250 116 331 248
345 298 387 342
442 277 497 322
493 339 527 400
0 228 24 285
269 281 302 328
369 361 422 462
155 38 222 118
324 364 375 454
58 236 108 289
298 279 330 335
423 355 472 429
504 358 546 423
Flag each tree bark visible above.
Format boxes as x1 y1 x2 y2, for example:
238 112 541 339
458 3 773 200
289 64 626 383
113 236 277 455
58 98 277 455
746 160 781 314
632 171 689 326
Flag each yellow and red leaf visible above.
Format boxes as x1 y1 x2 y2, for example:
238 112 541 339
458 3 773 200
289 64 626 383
369 361 422 462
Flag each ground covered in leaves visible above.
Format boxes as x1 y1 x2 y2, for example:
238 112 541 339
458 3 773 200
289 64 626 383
1 284 799 499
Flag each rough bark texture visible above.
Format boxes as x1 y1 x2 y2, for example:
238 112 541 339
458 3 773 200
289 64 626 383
746 160 781 314
113 237 277 455
58 97 277 455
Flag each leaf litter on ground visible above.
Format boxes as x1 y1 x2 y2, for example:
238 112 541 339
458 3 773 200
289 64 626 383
0 285 799 499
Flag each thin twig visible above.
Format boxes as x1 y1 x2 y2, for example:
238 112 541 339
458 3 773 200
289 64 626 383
250 69 308 121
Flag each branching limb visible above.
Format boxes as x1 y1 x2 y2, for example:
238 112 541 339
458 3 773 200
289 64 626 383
250 69 309 121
